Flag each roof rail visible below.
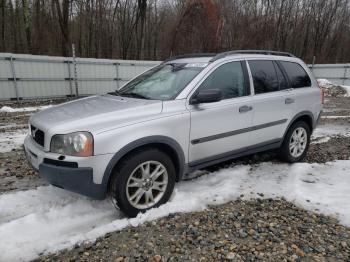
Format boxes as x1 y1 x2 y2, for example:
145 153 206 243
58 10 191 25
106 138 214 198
210 50 295 62
165 53 216 62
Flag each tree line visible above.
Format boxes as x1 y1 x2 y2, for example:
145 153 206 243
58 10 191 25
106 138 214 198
0 0 349 63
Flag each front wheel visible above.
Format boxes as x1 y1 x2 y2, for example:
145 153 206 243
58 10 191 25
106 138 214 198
279 121 311 163
109 148 176 217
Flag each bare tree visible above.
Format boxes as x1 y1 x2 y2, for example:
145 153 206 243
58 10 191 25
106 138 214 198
0 0 5 50
22 0 31 52
52 0 71 56
0 0 349 63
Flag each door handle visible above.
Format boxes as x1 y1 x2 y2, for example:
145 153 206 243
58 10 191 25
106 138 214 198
285 98 295 104
239 105 253 113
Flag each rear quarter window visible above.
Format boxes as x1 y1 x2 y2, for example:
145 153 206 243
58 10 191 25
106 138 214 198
280 61 311 88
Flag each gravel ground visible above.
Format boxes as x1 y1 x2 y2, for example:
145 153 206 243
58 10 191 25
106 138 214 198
0 96 349 261
0 98 69 108
321 97 350 126
36 199 350 262
306 136 350 163
0 99 69 129
0 150 47 193
0 100 69 193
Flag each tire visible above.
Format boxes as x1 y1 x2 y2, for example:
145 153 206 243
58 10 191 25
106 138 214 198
279 121 311 163
109 148 176 217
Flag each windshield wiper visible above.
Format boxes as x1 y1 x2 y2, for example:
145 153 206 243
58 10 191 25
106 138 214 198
121 92 150 100
108 90 149 100
108 89 123 96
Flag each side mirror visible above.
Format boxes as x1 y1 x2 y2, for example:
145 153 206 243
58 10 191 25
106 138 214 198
190 89 222 105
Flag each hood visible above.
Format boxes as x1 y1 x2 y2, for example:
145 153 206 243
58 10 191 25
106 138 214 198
30 95 163 134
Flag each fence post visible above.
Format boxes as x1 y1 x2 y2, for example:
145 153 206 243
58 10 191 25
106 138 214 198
311 56 316 73
9 56 20 102
343 66 348 85
66 60 73 97
72 44 79 98
115 62 120 90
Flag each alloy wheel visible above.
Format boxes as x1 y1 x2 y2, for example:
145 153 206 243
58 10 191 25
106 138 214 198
126 161 168 209
289 127 307 158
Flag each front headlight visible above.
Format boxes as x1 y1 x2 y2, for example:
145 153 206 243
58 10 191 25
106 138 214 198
50 132 93 157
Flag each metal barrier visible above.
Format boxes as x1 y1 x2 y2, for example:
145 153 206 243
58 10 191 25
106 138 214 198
309 63 350 86
0 52 349 101
0 53 160 101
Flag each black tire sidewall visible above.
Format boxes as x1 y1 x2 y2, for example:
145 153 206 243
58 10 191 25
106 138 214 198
111 148 176 217
280 121 311 163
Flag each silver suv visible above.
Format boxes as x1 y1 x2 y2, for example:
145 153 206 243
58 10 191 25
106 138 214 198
24 50 323 217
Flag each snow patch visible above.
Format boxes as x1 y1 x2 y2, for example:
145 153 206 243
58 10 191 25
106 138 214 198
0 124 27 130
321 115 350 119
312 124 350 139
0 105 52 113
317 79 349 97
311 136 331 144
1 161 350 261
317 78 333 87
310 124 350 144
0 129 28 153
341 85 350 97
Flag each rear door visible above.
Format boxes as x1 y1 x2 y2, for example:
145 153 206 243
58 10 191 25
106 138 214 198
278 61 320 118
248 59 295 145
188 60 254 164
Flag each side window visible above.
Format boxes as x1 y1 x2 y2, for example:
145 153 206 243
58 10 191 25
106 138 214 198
274 62 289 90
199 61 248 100
249 60 279 94
280 61 311 88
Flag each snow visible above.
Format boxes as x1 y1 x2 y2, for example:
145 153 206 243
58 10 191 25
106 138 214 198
311 136 331 144
309 124 350 144
1 160 350 261
341 85 350 97
0 129 28 153
0 124 27 130
317 78 350 97
0 105 52 113
317 78 333 87
321 115 350 119
312 124 350 139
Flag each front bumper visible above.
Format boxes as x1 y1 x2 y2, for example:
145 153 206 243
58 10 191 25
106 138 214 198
23 134 108 199
39 163 106 199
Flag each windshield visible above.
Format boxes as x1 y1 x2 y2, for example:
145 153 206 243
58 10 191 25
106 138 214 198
117 63 206 100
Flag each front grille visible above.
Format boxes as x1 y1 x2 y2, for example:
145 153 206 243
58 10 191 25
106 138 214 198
30 125 45 147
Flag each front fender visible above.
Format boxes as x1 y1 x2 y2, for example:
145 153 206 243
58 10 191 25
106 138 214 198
101 135 186 188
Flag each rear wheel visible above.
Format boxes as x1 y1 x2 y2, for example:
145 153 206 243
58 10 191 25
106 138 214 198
279 121 311 163
109 148 176 217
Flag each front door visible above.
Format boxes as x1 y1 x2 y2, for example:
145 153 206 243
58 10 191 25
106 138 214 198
188 61 254 164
